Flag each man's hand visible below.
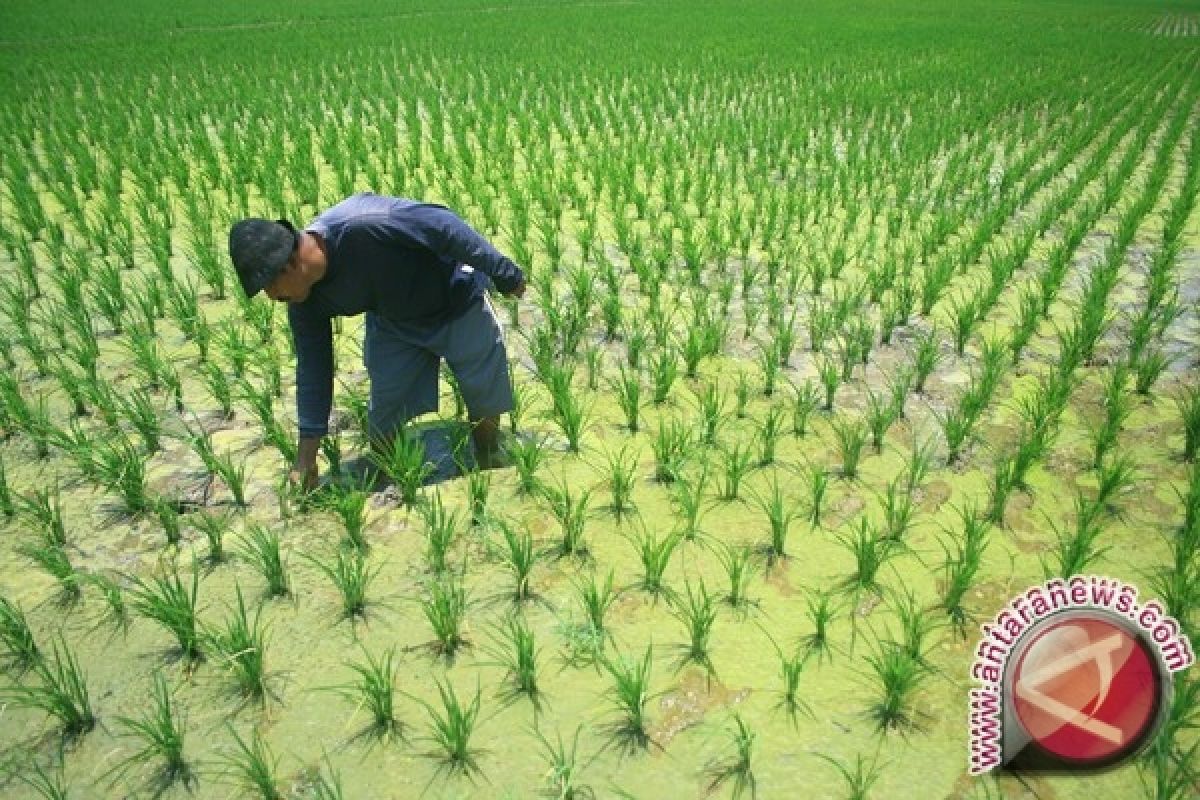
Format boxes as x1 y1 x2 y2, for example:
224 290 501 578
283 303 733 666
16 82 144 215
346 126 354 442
289 436 322 492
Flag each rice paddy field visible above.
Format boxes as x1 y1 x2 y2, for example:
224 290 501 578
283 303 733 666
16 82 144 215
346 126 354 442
1 0 1199 797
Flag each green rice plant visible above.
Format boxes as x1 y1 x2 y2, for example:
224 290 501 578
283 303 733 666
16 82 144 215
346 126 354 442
903 435 937 494
939 504 990 635
734 371 752 418
190 511 231 565
542 479 592 558
938 406 973 465
752 475 799 565
695 381 729 446
648 347 678 405
814 751 883 800
0 454 12 519
626 521 681 598
109 671 193 793
877 477 915 542
669 580 717 675
92 433 151 515
218 726 283 800
839 517 891 596
10 758 69 800
533 724 593 800
418 679 484 777
506 434 547 495
1094 452 1136 512
422 575 469 659
488 518 537 604
603 445 639 519
984 454 1017 526
484 614 541 703
371 429 435 506
1139 735 1198 800
208 584 269 704
1043 496 1109 579
326 483 370 552
301 752 345 800
82 571 128 633
212 449 248 507
947 293 981 356
600 644 654 751
912 327 943 393
17 534 81 605
716 543 754 611
704 714 756 799
115 387 163 453
756 405 785 466
333 646 401 741
791 379 820 437
863 389 897 454
575 569 617 639
308 548 380 621
717 441 754 501
0 594 41 674
1089 365 1132 468
239 523 290 599
1134 346 1172 396
887 586 937 666
801 589 837 663
804 462 830 527
1 636 94 739
151 496 183 548
127 557 202 661
831 417 868 479
463 468 491 526
757 341 781 396
864 641 927 730
420 491 461 575
652 416 692 484
1175 385 1200 461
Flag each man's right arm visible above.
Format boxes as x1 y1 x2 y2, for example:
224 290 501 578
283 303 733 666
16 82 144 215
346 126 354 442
288 302 334 484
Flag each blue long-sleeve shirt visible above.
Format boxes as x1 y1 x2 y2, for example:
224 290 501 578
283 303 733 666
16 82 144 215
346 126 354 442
289 193 524 438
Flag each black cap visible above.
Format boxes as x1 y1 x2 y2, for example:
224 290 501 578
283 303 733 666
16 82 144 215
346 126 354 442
228 218 300 297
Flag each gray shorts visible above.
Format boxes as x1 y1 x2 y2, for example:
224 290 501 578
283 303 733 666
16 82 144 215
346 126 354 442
363 296 513 440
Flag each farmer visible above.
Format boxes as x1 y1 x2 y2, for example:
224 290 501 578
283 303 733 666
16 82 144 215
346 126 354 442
228 192 526 491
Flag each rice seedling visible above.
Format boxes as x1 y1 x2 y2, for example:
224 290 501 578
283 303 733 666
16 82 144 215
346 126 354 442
815 751 884 800
18 531 82 605
1094 452 1136 511
0 454 12 519
463 467 491 525
420 491 461 575
17 485 68 547
542 479 593 559
9 757 69 800
1043 496 1109 579
488 517 538 604
300 752 345 800
704 714 756 799
864 641 927 731
939 505 989 635
576 568 617 639
218 726 284 800
887 586 937 666
1134 346 1172 396
752 475 799 565
484 614 541 703
877 477 915 542
652 416 692 484
627 521 681 599
332 646 402 741
716 543 755 611
1175 384 1200 462
371 429 435 506
695 381 729 446
239 522 290 599
603 444 639 519
207 583 270 703
418 679 484 777
648 346 679 405
91 433 152 515
832 417 868 479
422 574 469 658
533 724 593 800
801 589 837 663
912 327 943 393
109 671 193 793
506 433 548 495
187 511 229 565
839 517 892 597
308 547 381 621
1 635 95 739
734 371 752 418
863 389 897 454
127 557 202 661
791 379 820 437
757 405 785 466
0 593 41 674
984 454 1017 526
669 580 717 675
600 644 654 751
717 441 754 501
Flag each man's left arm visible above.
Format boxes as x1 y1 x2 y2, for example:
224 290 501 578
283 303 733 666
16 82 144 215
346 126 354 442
397 203 525 294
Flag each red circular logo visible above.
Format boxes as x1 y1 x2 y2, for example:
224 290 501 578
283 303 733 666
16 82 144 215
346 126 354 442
1011 616 1160 765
